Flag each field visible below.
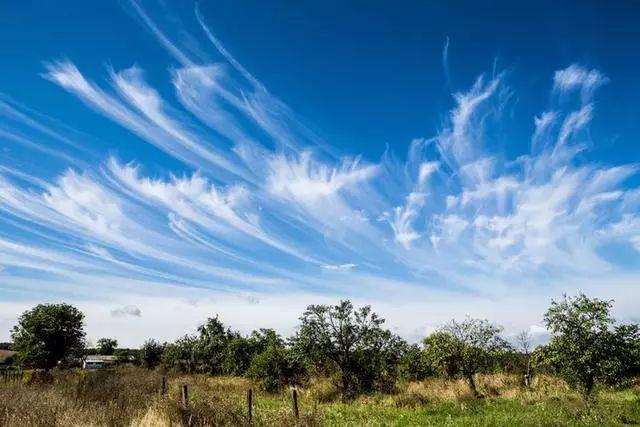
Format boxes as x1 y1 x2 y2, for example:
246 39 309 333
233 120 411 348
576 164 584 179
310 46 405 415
1 369 639 426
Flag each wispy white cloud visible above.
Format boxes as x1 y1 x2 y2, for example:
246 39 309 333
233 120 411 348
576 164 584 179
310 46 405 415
553 64 609 101
267 151 378 204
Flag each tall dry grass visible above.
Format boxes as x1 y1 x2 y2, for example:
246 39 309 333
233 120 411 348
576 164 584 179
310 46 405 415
0 368 163 426
387 373 575 408
0 369 320 426
1 369 636 426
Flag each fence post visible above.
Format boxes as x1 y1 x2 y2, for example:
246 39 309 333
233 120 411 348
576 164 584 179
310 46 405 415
181 384 189 407
160 376 166 396
292 388 299 418
246 388 253 424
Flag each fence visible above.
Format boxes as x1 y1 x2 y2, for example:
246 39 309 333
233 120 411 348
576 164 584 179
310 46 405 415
171 378 301 424
0 369 23 383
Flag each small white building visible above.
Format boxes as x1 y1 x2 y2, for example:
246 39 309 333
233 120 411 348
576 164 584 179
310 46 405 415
83 355 117 369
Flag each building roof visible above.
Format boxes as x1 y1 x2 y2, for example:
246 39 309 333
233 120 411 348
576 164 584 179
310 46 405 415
0 350 16 363
84 355 118 362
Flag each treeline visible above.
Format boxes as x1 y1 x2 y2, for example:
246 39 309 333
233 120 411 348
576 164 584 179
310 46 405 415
6 293 640 398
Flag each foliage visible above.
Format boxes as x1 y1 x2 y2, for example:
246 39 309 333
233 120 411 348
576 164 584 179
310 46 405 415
193 316 234 374
160 334 199 373
10 303 85 370
398 343 432 381
293 300 406 398
423 318 508 396
160 316 235 374
113 348 138 364
222 328 282 376
541 293 640 396
96 338 118 355
246 343 306 393
139 339 164 369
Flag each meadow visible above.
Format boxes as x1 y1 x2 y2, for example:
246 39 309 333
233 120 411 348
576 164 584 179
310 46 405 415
1 368 639 427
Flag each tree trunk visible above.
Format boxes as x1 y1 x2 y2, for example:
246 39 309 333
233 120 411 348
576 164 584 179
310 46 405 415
524 358 531 387
584 375 595 398
467 374 481 398
341 374 349 402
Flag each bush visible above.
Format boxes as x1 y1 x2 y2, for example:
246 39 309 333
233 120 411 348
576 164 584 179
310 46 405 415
398 344 432 381
246 345 306 393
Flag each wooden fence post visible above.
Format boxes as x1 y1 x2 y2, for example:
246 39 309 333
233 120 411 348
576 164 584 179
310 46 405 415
292 388 299 419
181 384 189 407
160 376 166 396
246 388 253 424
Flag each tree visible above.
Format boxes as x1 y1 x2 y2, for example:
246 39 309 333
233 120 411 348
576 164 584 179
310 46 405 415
161 335 199 373
194 316 233 374
159 316 234 374
96 338 118 355
398 343 432 381
542 293 640 396
11 303 86 370
515 330 534 386
293 300 405 398
423 318 508 397
139 339 164 369
246 336 306 393
114 348 137 364
222 329 282 375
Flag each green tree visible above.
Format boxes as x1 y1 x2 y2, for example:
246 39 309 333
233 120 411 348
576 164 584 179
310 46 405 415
96 338 118 355
246 340 306 393
424 318 508 397
398 343 432 381
139 339 164 369
293 300 405 398
542 293 640 396
11 303 86 370
515 330 534 386
114 348 137 364
161 335 199 373
194 316 233 374
222 329 282 375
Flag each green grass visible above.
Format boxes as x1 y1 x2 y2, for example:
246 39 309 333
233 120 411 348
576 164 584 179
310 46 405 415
321 394 640 426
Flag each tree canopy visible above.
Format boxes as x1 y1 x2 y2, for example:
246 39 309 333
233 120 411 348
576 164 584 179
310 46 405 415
424 318 508 396
11 303 86 370
540 293 640 396
293 300 406 398
96 338 118 355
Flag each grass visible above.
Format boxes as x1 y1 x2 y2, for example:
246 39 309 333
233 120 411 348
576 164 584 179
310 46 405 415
0 369 639 426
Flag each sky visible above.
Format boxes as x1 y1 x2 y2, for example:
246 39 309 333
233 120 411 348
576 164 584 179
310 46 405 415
0 0 639 346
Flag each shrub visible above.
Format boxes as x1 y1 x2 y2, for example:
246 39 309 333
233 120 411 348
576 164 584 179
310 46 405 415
246 345 306 393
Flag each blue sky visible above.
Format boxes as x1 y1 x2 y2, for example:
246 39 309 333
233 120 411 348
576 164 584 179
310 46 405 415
1 0 639 345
